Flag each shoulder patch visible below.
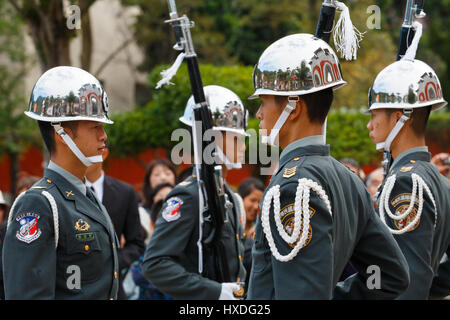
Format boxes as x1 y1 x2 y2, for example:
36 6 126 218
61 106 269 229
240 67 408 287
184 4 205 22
162 197 183 222
280 203 315 248
15 212 42 243
390 193 421 232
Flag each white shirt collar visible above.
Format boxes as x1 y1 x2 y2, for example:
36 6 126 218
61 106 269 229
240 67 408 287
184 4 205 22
85 171 105 202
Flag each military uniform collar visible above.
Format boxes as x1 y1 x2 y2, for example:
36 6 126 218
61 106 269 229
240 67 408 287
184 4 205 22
48 161 87 196
390 146 430 171
279 135 325 162
275 137 329 177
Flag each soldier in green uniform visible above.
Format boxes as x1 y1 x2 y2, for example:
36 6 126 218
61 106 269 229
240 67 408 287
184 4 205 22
367 58 450 299
142 85 247 300
247 33 410 299
2 66 119 299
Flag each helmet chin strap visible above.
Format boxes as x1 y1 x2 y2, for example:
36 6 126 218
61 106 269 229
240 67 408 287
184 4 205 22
52 123 103 167
376 109 412 177
261 97 298 147
215 146 242 170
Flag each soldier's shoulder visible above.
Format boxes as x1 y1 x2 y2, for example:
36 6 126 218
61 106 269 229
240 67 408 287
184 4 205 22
9 186 54 221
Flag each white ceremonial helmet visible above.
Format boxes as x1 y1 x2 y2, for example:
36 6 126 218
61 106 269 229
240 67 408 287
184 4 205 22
249 33 347 146
25 66 113 166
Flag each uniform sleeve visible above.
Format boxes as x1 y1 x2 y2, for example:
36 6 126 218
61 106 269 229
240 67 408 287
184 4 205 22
141 187 222 299
269 181 334 299
429 248 450 299
334 211 410 299
2 192 57 299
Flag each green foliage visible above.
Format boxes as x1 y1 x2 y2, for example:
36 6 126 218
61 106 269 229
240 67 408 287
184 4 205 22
327 111 380 166
106 63 257 157
0 0 40 157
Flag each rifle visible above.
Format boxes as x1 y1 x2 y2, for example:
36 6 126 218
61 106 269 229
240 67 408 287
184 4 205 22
397 0 426 60
315 0 337 42
163 0 231 283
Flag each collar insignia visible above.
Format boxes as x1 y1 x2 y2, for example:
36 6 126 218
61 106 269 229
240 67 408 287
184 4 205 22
283 166 297 178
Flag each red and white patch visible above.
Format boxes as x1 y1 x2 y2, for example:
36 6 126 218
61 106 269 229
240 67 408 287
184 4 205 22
16 212 42 244
162 197 183 222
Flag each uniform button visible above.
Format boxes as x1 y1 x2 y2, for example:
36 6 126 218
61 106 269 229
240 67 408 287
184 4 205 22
84 244 90 251
293 157 300 161
112 243 115 249
410 160 416 163
238 255 242 261
236 234 239 240
114 271 118 279
46 179 52 183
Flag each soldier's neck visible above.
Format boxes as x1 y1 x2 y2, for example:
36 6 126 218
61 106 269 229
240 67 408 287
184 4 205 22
390 129 426 160
51 153 88 182
280 122 323 149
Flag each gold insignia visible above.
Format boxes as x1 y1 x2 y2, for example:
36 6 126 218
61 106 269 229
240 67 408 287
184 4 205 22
179 180 192 186
75 219 90 231
293 157 300 161
410 160 416 164
46 179 52 183
400 166 413 172
31 186 47 189
66 190 75 197
280 203 315 249
283 166 297 178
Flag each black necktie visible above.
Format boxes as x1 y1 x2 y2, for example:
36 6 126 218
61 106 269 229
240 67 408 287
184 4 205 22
86 186 100 208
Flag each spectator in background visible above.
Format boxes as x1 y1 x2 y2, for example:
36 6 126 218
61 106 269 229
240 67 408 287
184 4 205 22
365 167 384 205
431 152 450 181
16 175 40 195
139 159 176 244
85 148 145 300
237 177 264 295
339 158 365 181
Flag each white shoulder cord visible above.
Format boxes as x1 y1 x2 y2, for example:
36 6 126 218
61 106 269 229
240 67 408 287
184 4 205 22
6 191 26 227
378 173 437 235
41 191 60 249
261 178 332 262
7 190 60 248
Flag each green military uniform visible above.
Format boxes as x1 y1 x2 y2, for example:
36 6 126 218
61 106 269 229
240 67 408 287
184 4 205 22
142 174 246 299
248 136 410 299
375 147 450 299
2 162 119 299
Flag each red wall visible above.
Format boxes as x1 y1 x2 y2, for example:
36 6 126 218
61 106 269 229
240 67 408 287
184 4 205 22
0 146 252 195
1 140 447 196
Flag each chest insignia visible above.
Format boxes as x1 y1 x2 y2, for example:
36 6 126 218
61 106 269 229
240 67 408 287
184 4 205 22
75 219 91 232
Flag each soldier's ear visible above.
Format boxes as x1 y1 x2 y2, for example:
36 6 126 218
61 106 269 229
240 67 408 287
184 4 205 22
289 98 306 121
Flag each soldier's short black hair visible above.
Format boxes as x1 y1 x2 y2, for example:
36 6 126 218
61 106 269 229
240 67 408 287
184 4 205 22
384 106 431 137
38 120 79 155
274 88 333 124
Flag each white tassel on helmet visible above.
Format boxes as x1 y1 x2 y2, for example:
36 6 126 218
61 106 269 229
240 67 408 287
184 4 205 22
333 1 365 61
401 21 423 61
